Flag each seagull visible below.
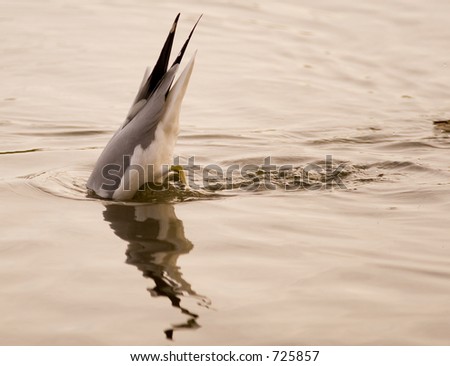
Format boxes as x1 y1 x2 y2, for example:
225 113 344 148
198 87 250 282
87 14 201 200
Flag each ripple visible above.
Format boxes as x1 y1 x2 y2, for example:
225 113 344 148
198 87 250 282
21 167 93 201
131 183 222 203
17 157 419 203
0 148 42 155
22 167 221 203
379 141 442 150
17 129 109 137
308 134 394 145
358 161 434 173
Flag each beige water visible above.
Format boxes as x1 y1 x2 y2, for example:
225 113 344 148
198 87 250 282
1 0 449 345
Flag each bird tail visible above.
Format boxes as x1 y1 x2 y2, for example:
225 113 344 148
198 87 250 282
134 13 180 103
171 15 202 67
131 14 201 106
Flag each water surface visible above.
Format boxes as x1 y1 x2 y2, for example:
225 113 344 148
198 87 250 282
1 0 449 345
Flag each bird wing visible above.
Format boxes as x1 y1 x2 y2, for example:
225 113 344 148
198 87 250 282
87 66 179 197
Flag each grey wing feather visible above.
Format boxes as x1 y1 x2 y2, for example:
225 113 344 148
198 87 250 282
87 65 179 197
124 67 152 125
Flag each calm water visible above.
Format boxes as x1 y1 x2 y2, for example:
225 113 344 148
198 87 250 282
1 0 449 345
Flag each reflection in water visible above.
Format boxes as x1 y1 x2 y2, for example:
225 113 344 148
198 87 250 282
103 203 210 340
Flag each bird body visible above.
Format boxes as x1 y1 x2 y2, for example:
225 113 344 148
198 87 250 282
87 14 200 200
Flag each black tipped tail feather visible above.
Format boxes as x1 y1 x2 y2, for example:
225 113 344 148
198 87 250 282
125 14 201 126
136 13 180 103
138 13 201 102
171 14 202 67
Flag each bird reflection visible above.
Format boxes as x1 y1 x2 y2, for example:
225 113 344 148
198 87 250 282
103 203 210 340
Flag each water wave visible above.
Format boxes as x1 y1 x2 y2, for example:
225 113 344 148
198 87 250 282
17 156 441 203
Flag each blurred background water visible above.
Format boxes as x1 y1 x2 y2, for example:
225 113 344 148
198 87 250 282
0 0 449 345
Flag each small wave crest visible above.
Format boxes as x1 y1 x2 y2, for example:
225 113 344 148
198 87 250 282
20 167 92 201
18 157 433 203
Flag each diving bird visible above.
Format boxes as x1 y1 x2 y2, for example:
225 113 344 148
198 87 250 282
87 14 201 200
